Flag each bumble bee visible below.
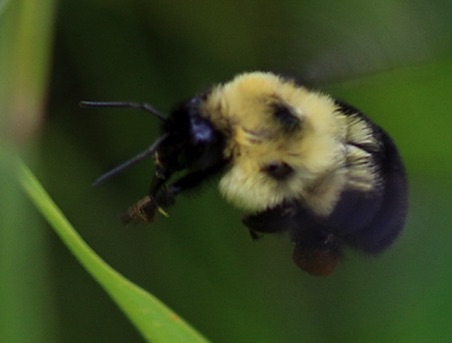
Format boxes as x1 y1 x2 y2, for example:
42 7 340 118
81 71 407 276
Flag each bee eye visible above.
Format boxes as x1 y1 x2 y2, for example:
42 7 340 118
263 162 293 180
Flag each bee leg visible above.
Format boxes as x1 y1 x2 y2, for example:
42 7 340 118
152 165 225 211
242 202 299 238
248 229 263 240
119 195 159 224
291 231 341 276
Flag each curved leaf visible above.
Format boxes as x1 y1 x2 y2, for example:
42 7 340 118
18 159 210 343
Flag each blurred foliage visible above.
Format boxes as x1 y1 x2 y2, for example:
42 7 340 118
1 0 452 342
1 1 57 343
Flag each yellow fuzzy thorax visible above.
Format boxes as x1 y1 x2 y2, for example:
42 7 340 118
201 72 378 215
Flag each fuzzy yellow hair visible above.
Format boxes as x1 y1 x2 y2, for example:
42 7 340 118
201 72 378 215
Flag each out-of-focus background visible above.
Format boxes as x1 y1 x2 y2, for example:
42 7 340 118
1 0 452 342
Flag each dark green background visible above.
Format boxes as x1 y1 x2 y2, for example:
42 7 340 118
2 0 452 342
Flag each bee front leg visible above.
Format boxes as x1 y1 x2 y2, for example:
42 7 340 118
119 195 160 224
121 167 220 224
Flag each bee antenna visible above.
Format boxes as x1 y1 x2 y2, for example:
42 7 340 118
79 101 167 121
93 133 168 186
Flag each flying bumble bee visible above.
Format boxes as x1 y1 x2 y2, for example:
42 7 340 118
81 71 407 276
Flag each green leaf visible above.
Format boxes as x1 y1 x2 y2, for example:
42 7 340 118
18 159 210 343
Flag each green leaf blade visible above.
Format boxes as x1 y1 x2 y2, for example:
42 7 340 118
18 160 210 343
